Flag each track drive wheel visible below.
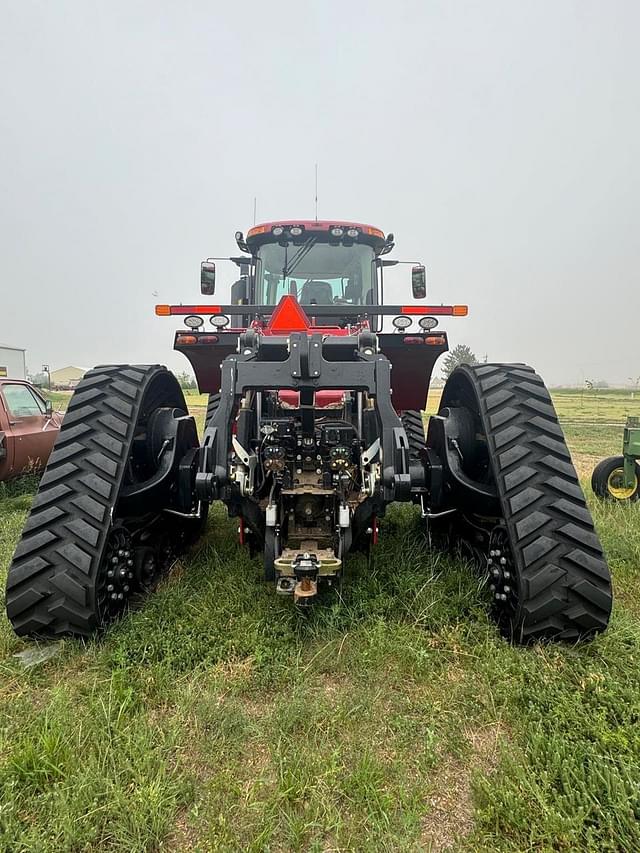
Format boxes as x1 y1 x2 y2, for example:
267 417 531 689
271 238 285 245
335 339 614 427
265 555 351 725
433 363 612 643
5 365 206 639
591 455 640 502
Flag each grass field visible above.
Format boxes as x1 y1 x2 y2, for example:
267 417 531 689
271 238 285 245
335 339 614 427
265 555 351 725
1 390 640 851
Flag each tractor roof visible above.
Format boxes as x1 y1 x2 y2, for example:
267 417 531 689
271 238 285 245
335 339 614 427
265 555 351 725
246 220 388 251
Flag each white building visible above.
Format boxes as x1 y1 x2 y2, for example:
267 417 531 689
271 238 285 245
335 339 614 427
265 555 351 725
0 345 26 380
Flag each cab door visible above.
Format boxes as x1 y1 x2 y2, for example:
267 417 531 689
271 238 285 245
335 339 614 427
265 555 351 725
0 383 60 475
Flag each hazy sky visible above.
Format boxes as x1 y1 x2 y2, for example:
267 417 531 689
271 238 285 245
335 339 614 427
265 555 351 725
1 1 638 386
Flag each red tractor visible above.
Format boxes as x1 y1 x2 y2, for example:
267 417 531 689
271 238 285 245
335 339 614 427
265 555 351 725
6 220 612 642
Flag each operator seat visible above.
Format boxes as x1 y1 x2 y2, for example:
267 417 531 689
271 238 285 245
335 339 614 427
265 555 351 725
344 280 361 304
299 280 335 325
300 280 333 305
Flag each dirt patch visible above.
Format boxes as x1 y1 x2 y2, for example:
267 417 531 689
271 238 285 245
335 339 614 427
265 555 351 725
419 723 506 852
240 693 275 718
162 807 202 852
319 672 350 696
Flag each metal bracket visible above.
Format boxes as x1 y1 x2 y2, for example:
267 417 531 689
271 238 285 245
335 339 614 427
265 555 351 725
289 332 323 381
232 436 257 496
362 438 380 465
419 494 457 519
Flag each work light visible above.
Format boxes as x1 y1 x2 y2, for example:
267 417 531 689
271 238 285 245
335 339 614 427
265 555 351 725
392 316 412 330
184 315 204 329
210 314 230 328
419 317 439 330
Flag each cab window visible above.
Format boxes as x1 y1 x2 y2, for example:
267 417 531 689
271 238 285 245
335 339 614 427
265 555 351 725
256 241 375 306
2 384 46 418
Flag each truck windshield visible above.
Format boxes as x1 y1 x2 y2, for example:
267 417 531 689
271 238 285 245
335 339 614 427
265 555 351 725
256 241 375 306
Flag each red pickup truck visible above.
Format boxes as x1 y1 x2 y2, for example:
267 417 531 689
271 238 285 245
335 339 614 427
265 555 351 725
0 379 61 481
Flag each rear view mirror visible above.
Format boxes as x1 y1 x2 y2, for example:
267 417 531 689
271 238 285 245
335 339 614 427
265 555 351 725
45 400 53 416
411 265 426 299
201 261 216 295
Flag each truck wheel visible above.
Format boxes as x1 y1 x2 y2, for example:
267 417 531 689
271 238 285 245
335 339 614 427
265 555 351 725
591 455 640 502
5 365 205 639
436 363 612 643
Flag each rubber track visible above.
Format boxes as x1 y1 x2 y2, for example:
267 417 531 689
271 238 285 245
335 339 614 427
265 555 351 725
449 363 612 641
5 365 173 638
205 393 220 429
401 410 426 459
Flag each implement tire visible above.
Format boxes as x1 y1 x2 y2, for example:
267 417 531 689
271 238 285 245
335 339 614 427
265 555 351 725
5 364 202 639
591 455 640 502
439 363 612 643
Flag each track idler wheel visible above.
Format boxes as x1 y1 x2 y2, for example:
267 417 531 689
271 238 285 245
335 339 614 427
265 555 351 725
5 365 206 639
430 363 612 643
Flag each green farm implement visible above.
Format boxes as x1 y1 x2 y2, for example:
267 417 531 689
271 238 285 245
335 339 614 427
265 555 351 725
592 417 640 501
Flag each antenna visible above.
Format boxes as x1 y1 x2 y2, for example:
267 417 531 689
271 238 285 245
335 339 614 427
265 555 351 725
253 197 257 225
314 163 318 222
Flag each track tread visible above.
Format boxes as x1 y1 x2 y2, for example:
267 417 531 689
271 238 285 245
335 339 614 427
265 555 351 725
401 410 426 459
451 363 612 642
205 393 221 428
4 364 177 638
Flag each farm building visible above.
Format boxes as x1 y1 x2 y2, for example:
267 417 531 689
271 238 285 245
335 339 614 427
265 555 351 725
0 345 26 380
50 366 86 389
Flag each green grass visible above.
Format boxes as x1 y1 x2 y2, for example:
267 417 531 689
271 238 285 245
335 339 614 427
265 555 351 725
1 394 639 850
40 390 73 411
427 386 640 424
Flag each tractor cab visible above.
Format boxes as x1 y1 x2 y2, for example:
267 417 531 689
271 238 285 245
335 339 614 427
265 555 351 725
246 220 389 315
199 220 418 329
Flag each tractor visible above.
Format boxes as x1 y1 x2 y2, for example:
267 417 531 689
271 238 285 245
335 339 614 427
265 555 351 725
5 220 612 642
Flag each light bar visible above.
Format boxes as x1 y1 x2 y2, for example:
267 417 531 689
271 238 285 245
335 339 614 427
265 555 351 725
156 303 469 317
400 305 468 316
156 304 222 316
